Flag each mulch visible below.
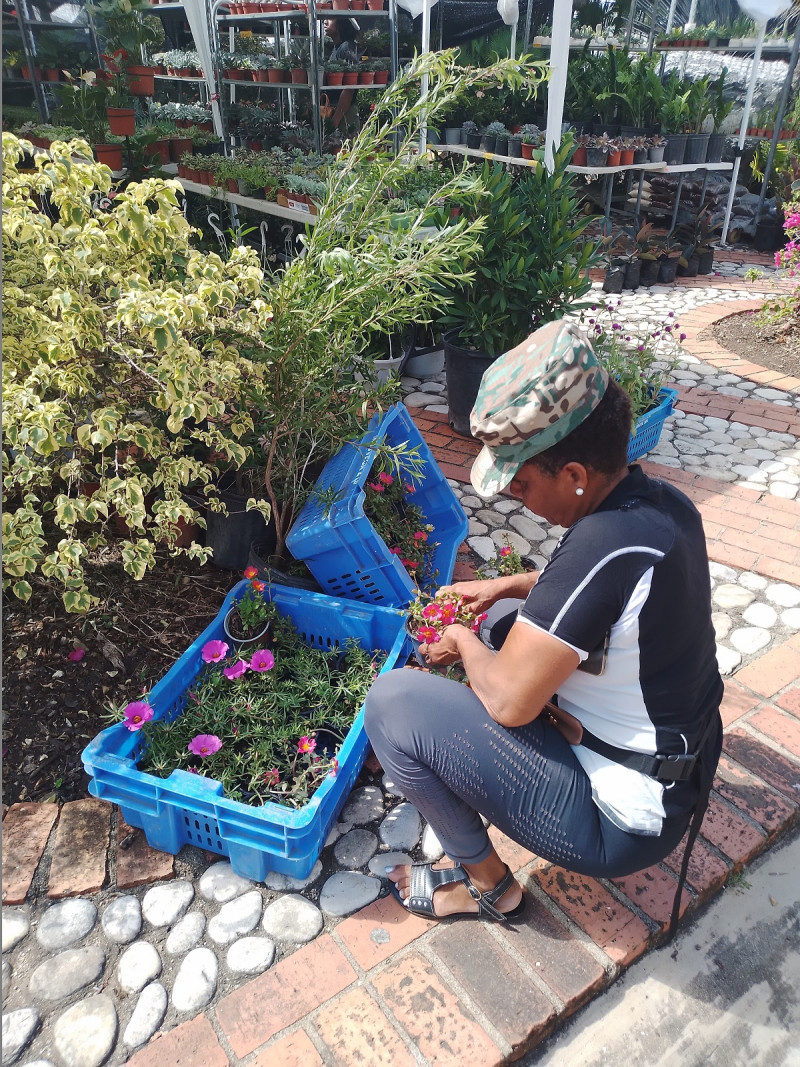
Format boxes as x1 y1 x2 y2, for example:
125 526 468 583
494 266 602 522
707 307 800 379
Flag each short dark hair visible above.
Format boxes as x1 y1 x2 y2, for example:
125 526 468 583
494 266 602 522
528 378 632 477
337 18 360 42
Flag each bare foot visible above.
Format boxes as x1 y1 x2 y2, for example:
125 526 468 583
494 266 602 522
386 859 523 918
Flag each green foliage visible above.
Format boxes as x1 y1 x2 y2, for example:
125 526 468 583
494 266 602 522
130 613 383 808
437 139 601 356
89 0 162 59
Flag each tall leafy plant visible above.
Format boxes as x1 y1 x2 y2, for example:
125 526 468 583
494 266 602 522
436 138 601 356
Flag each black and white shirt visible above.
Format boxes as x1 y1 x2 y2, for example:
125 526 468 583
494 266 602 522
519 466 723 834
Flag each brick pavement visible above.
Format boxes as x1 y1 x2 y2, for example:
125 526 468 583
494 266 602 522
4 282 800 1064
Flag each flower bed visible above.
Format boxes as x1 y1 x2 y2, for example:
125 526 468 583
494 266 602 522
81 582 407 880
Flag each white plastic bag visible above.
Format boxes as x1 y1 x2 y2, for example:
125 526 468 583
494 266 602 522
497 0 519 26
397 0 439 18
736 0 791 21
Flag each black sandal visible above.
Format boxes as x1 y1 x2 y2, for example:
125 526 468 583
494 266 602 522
388 862 526 923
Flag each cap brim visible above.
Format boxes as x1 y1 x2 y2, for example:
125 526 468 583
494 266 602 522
470 444 521 499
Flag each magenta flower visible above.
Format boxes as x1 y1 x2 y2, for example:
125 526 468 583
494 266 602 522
297 735 317 754
123 701 154 732
416 625 441 644
249 649 274 672
188 734 222 757
201 640 229 663
68 648 85 662
378 472 394 486
500 546 512 557
264 768 280 785
188 767 199 774
422 602 441 620
367 481 384 493
223 660 248 680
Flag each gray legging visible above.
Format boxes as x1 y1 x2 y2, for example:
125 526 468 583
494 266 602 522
364 667 692 879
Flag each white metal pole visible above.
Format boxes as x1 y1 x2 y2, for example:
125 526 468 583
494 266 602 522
721 20 767 245
510 21 517 59
665 0 679 34
686 0 699 28
419 0 432 155
544 0 574 172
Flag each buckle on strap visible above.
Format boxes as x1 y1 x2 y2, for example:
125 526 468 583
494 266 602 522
655 753 697 782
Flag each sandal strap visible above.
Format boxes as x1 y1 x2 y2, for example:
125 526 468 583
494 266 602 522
406 863 467 916
464 864 515 922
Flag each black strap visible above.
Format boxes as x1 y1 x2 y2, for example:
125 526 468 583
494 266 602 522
579 729 698 782
664 782 712 943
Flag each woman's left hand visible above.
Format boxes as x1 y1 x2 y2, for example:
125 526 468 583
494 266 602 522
419 624 468 667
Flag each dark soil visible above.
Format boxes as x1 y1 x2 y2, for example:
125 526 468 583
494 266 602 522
708 308 800 378
2 548 233 806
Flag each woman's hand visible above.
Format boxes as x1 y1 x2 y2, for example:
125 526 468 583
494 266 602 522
419 624 469 667
436 579 503 617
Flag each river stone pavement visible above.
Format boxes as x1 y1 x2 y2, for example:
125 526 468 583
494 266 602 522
4 270 800 1066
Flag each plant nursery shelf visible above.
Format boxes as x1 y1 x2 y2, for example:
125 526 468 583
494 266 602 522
154 73 206 83
428 142 544 168
162 164 318 224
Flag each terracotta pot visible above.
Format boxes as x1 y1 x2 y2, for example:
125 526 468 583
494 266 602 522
226 179 238 193
94 144 124 171
145 137 171 165
332 0 349 7
350 0 366 7
126 65 157 96
342 71 359 85
267 67 284 83
253 69 269 82
620 149 634 165
373 69 389 84
198 121 213 132
290 68 308 84
521 142 534 159
107 107 136 137
358 71 374 84
367 0 384 8
43 68 61 82
170 136 193 162
607 149 621 167
326 71 344 85
572 145 587 166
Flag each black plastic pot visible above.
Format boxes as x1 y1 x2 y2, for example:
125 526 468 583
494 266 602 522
663 133 687 165
684 133 710 164
623 260 641 289
602 265 625 293
754 218 785 253
194 141 225 157
507 136 523 158
657 256 679 283
494 137 508 156
706 132 726 163
586 148 609 168
677 253 700 278
479 135 496 153
248 539 322 592
466 132 482 149
639 258 660 286
205 477 275 571
697 248 714 274
443 330 498 437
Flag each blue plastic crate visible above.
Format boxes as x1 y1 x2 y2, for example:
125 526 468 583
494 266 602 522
81 582 407 880
627 387 678 463
286 403 469 606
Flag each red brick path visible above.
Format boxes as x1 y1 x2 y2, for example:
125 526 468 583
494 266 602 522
4 289 800 1064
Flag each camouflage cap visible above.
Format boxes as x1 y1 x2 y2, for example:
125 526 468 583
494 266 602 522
470 321 608 498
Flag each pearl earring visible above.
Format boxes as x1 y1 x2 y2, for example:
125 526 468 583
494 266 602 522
575 487 584 496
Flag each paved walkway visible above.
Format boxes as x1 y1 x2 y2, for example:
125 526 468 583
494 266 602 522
3 256 800 1067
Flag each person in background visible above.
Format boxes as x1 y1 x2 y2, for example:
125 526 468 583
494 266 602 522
324 17 361 137
365 321 723 926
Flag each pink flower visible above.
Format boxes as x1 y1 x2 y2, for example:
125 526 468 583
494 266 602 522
416 625 441 644
500 546 512 557
123 701 154 731
223 659 248 680
243 566 258 579
422 602 441 620
264 768 280 785
188 734 222 757
367 482 384 493
251 579 265 592
389 546 402 555
201 640 229 663
68 648 85 662
378 472 394 485
438 602 458 626
249 649 274 672
413 530 428 542
329 758 339 777
405 482 416 493
298 735 317 754
188 767 199 774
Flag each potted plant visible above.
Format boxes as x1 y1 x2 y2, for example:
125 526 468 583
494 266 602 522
598 228 626 293
654 231 682 283
647 133 667 163
520 123 543 160
223 569 274 644
585 132 610 168
89 0 163 96
438 143 600 435
325 59 347 86
104 52 136 137
659 78 692 164
606 136 623 168
462 119 480 149
706 70 732 163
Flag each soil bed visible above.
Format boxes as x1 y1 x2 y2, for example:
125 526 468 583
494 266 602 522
2 550 233 806
707 308 800 378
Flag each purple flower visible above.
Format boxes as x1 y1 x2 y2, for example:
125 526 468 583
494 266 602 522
680 333 687 341
223 659 248 680
201 640 229 663
249 649 275 672
123 701 154 732
188 734 222 757
68 648 85 662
